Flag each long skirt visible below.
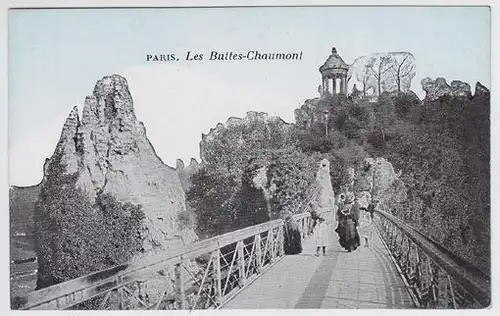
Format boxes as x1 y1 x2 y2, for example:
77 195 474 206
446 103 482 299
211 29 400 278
284 224 303 255
336 219 360 251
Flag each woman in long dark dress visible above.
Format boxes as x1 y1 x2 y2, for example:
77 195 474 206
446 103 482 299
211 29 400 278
335 201 361 252
282 211 303 255
343 213 361 251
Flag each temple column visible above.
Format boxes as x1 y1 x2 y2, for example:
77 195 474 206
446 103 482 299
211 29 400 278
339 77 345 94
322 77 328 94
331 78 336 95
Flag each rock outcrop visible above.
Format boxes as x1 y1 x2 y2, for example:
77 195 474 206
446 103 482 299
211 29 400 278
450 80 472 98
421 77 451 100
334 157 406 211
474 82 490 99
176 158 201 192
421 77 472 100
354 157 407 202
39 74 197 255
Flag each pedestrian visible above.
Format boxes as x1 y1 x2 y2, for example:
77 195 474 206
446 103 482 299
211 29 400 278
359 200 379 247
314 217 328 256
282 211 303 255
335 195 361 252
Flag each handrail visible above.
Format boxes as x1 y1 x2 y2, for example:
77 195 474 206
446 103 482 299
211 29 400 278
17 211 314 310
373 208 490 308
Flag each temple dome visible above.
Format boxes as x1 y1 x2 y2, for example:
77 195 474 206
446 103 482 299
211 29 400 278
319 47 349 73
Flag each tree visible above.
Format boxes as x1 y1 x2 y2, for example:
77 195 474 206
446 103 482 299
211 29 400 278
372 92 396 144
361 65 372 96
367 56 392 96
388 54 415 92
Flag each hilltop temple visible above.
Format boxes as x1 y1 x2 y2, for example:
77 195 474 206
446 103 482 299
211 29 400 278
319 47 349 96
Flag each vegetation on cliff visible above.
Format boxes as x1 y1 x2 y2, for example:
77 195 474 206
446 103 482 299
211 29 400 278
34 151 145 289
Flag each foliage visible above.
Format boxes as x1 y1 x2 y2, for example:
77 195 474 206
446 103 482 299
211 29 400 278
186 165 240 238
393 91 421 118
326 154 350 192
265 148 318 218
188 116 318 238
34 150 145 290
382 94 490 273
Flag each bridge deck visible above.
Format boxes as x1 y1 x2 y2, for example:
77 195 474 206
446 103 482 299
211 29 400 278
223 216 415 309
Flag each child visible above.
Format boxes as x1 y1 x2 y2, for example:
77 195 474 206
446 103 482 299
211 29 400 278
314 217 328 256
359 200 378 247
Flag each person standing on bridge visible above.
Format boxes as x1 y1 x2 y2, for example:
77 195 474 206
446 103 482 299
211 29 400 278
359 200 378 247
314 216 328 256
282 211 303 255
336 195 361 252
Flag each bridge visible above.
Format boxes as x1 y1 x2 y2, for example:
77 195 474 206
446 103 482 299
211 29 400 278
14 203 490 310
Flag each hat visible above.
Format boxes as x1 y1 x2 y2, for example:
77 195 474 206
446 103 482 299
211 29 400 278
345 193 355 203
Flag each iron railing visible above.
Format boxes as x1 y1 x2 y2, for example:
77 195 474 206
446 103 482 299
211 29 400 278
373 206 490 309
16 211 315 310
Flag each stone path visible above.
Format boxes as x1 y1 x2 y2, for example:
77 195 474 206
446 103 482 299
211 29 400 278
223 216 415 309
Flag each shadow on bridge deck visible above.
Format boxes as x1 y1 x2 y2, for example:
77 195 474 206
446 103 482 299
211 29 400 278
223 218 415 309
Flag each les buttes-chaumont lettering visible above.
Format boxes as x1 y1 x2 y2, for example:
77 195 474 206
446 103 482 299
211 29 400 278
146 50 304 62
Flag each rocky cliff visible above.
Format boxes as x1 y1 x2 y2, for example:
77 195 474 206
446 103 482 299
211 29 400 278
421 77 472 100
38 75 197 255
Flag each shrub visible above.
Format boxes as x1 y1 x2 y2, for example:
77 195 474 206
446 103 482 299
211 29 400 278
177 210 196 230
393 91 421 118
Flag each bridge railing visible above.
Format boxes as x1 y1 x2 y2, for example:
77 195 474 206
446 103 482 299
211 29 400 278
17 211 315 310
373 207 490 309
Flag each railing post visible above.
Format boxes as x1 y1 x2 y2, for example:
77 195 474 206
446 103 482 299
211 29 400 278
237 240 245 287
117 276 124 310
301 218 305 238
175 262 187 309
213 249 222 305
269 228 275 261
255 234 262 272
278 225 285 257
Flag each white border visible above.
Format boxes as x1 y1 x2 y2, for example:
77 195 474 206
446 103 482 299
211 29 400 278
0 1 496 316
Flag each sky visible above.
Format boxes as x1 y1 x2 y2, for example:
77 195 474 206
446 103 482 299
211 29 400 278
8 6 490 186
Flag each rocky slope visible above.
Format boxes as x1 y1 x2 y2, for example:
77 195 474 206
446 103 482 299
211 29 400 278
38 74 197 256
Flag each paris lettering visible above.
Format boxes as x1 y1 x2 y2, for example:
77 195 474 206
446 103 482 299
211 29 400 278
145 50 303 62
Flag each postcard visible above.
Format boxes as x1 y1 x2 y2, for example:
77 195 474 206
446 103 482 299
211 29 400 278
8 5 490 310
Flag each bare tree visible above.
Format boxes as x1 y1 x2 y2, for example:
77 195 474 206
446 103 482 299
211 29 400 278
362 64 371 96
367 56 392 96
389 54 415 92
